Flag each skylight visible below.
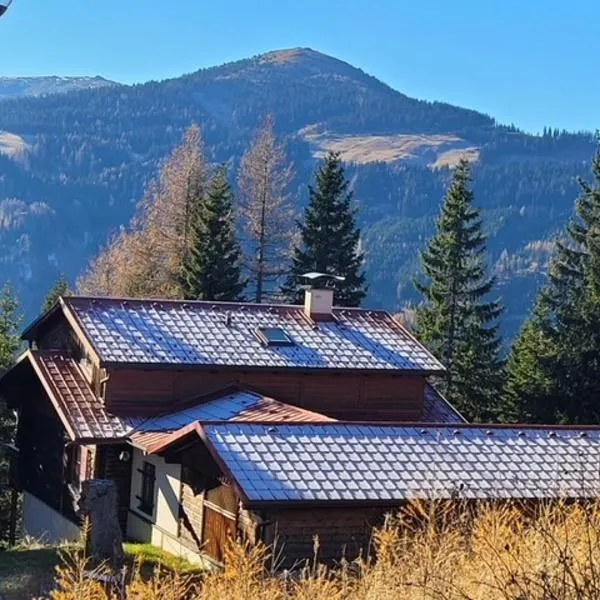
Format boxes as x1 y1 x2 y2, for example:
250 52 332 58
255 327 294 347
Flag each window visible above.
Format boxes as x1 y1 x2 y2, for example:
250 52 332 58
255 327 294 347
137 461 156 515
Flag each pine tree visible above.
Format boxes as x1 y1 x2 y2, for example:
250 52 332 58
414 160 503 422
503 153 600 424
284 151 366 306
42 275 69 313
181 166 245 301
238 115 295 303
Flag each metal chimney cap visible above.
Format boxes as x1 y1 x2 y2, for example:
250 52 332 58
301 272 346 282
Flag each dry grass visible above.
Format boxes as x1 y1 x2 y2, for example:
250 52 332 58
303 130 479 167
0 131 30 160
46 500 600 599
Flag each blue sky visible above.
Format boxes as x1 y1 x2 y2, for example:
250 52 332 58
0 0 597 134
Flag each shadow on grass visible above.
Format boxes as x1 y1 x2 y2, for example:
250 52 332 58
0 547 62 599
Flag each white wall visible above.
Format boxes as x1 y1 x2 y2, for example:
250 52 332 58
22 491 81 544
127 448 196 556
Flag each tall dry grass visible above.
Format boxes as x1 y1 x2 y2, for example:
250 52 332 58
50 500 600 599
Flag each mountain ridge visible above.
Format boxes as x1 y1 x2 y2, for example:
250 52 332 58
0 75 118 99
0 48 595 337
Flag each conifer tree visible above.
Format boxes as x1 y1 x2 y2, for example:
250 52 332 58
414 160 503 421
0 284 20 548
284 151 366 306
502 153 600 423
181 166 245 301
500 302 558 423
42 275 69 313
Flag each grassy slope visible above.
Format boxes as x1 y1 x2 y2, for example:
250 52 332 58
0 543 202 599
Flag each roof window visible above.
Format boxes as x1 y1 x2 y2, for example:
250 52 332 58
255 327 294 347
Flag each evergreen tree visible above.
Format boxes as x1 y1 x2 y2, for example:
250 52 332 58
500 302 558 423
284 151 366 306
0 284 20 548
503 153 600 423
414 160 503 421
42 275 69 313
181 166 245 301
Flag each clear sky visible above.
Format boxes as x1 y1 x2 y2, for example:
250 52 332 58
0 0 597 134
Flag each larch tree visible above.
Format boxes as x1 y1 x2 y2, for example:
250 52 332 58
502 152 600 424
284 151 367 306
237 115 295 303
78 124 206 298
181 166 245 301
414 159 503 422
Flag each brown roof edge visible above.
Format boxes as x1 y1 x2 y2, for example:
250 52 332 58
21 301 63 341
100 360 443 376
193 420 600 431
23 350 77 440
149 422 252 505
21 298 102 368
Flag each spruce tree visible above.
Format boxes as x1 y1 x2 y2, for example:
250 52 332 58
284 151 366 306
181 166 245 302
503 153 600 424
42 275 69 313
414 160 503 422
500 302 558 423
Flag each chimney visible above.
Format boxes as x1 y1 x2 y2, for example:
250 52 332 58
304 288 334 321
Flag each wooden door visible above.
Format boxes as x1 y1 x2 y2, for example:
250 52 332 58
202 504 236 562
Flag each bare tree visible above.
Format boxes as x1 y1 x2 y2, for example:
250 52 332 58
78 124 206 298
238 116 295 303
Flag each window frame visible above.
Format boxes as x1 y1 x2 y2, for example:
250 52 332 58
137 461 156 516
254 326 295 347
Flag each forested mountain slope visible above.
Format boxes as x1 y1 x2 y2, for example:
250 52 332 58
0 47 596 337
0 76 117 99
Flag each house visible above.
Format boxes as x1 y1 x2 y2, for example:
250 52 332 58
1 289 599 567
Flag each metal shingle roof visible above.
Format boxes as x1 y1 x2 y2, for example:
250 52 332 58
128 390 332 434
63 297 444 372
201 423 600 504
421 384 466 424
31 351 130 440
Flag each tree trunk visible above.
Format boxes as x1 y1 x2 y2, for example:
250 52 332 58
80 479 124 570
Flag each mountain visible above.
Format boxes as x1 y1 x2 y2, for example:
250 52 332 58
0 76 117 100
0 48 596 338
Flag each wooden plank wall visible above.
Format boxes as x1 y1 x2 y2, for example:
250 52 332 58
262 506 395 567
105 369 425 420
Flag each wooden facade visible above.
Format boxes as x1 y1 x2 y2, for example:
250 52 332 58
160 437 396 567
104 368 426 421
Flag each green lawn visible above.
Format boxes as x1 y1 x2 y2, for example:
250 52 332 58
0 543 203 599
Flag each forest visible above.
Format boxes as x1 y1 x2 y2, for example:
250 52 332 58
0 47 597 339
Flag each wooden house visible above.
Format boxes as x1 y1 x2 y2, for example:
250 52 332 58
1 290 599 567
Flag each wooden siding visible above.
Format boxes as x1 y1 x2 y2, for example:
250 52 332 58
262 507 394 567
202 506 236 563
105 369 425 420
178 467 205 553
